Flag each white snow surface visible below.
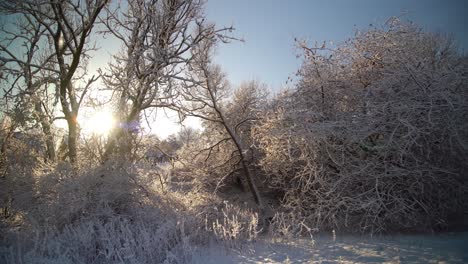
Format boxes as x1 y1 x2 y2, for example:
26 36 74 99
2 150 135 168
192 232 468 263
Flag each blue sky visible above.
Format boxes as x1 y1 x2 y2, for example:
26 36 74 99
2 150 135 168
205 0 468 91
2 0 467 138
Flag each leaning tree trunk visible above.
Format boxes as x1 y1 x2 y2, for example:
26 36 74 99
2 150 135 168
224 124 263 207
204 74 263 207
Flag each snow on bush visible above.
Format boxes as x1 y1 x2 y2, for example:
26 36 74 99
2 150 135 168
1 161 200 263
0 156 264 263
254 18 468 234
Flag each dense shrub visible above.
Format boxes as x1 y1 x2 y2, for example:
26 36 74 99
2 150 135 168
254 19 468 234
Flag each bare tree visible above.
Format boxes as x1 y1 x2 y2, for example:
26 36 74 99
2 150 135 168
176 38 263 207
0 8 58 161
101 0 233 160
1 0 109 164
227 80 268 154
176 126 199 147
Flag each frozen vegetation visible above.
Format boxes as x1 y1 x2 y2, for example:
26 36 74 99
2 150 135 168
1 0 467 263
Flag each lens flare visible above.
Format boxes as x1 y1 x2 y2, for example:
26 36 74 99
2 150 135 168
82 110 115 136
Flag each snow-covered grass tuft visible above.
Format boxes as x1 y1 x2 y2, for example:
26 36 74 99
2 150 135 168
208 201 260 249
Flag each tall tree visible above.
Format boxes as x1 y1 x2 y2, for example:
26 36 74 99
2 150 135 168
1 0 109 163
1 4 60 162
101 0 233 160
176 38 264 207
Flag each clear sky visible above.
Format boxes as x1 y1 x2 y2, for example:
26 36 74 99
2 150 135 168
205 0 468 91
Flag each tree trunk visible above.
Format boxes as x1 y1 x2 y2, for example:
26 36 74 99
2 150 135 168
67 116 78 164
102 107 140 162
225 125 263 207
43 124 56 162
102 128 123 161
202 68 263 207
34 102 56 162
239 151 263 206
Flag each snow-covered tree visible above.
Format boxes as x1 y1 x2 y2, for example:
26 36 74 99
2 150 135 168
0 0 109 163
176 38 264 207
101 0 234 159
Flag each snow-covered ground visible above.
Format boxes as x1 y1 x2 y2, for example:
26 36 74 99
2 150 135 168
192 232 468 263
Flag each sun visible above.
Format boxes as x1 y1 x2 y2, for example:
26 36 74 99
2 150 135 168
81 110 115 136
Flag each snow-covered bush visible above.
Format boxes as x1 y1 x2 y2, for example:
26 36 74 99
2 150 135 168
1 155 266 263
254 19 468 234
0 161 202 263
